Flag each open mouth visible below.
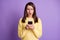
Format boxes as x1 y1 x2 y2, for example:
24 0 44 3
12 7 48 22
29 13 31 15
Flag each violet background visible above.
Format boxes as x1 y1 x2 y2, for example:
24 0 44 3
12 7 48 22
0 0 60 40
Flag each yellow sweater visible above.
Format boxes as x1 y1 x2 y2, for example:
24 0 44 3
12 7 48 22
18 17 42 40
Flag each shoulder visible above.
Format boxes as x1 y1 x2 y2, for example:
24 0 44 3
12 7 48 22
38 18 41 21
20 18 22 20
19 17 23 23
38 17 42 22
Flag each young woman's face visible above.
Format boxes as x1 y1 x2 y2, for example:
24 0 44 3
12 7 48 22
27 5 34 17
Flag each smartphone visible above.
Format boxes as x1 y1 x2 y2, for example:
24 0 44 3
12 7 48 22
28 21 32 24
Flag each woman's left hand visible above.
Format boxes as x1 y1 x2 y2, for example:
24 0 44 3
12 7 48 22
28 24 34 30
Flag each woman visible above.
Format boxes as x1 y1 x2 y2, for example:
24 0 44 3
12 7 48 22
18 2 42 40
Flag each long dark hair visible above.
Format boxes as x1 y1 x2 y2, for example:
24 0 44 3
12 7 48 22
22 2 38 23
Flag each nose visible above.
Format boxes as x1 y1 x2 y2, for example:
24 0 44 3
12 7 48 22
29 10 31 13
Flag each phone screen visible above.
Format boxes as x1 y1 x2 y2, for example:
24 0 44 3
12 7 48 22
28 21 32 24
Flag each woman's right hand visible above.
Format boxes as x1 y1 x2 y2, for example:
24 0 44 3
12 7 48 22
25 24 29 30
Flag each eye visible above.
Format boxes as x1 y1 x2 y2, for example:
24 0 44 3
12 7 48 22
31 9 33 10
27 8 29 10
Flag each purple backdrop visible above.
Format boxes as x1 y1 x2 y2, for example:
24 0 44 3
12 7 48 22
0 0 60 40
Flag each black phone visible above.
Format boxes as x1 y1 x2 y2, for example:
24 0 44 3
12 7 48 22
28 21 32 24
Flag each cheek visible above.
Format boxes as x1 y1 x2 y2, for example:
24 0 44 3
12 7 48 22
31 10 34 14
32 10 34 13
27 10 29 13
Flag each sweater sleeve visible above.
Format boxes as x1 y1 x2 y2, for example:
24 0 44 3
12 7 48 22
18 18 27 39
32 18 42 39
